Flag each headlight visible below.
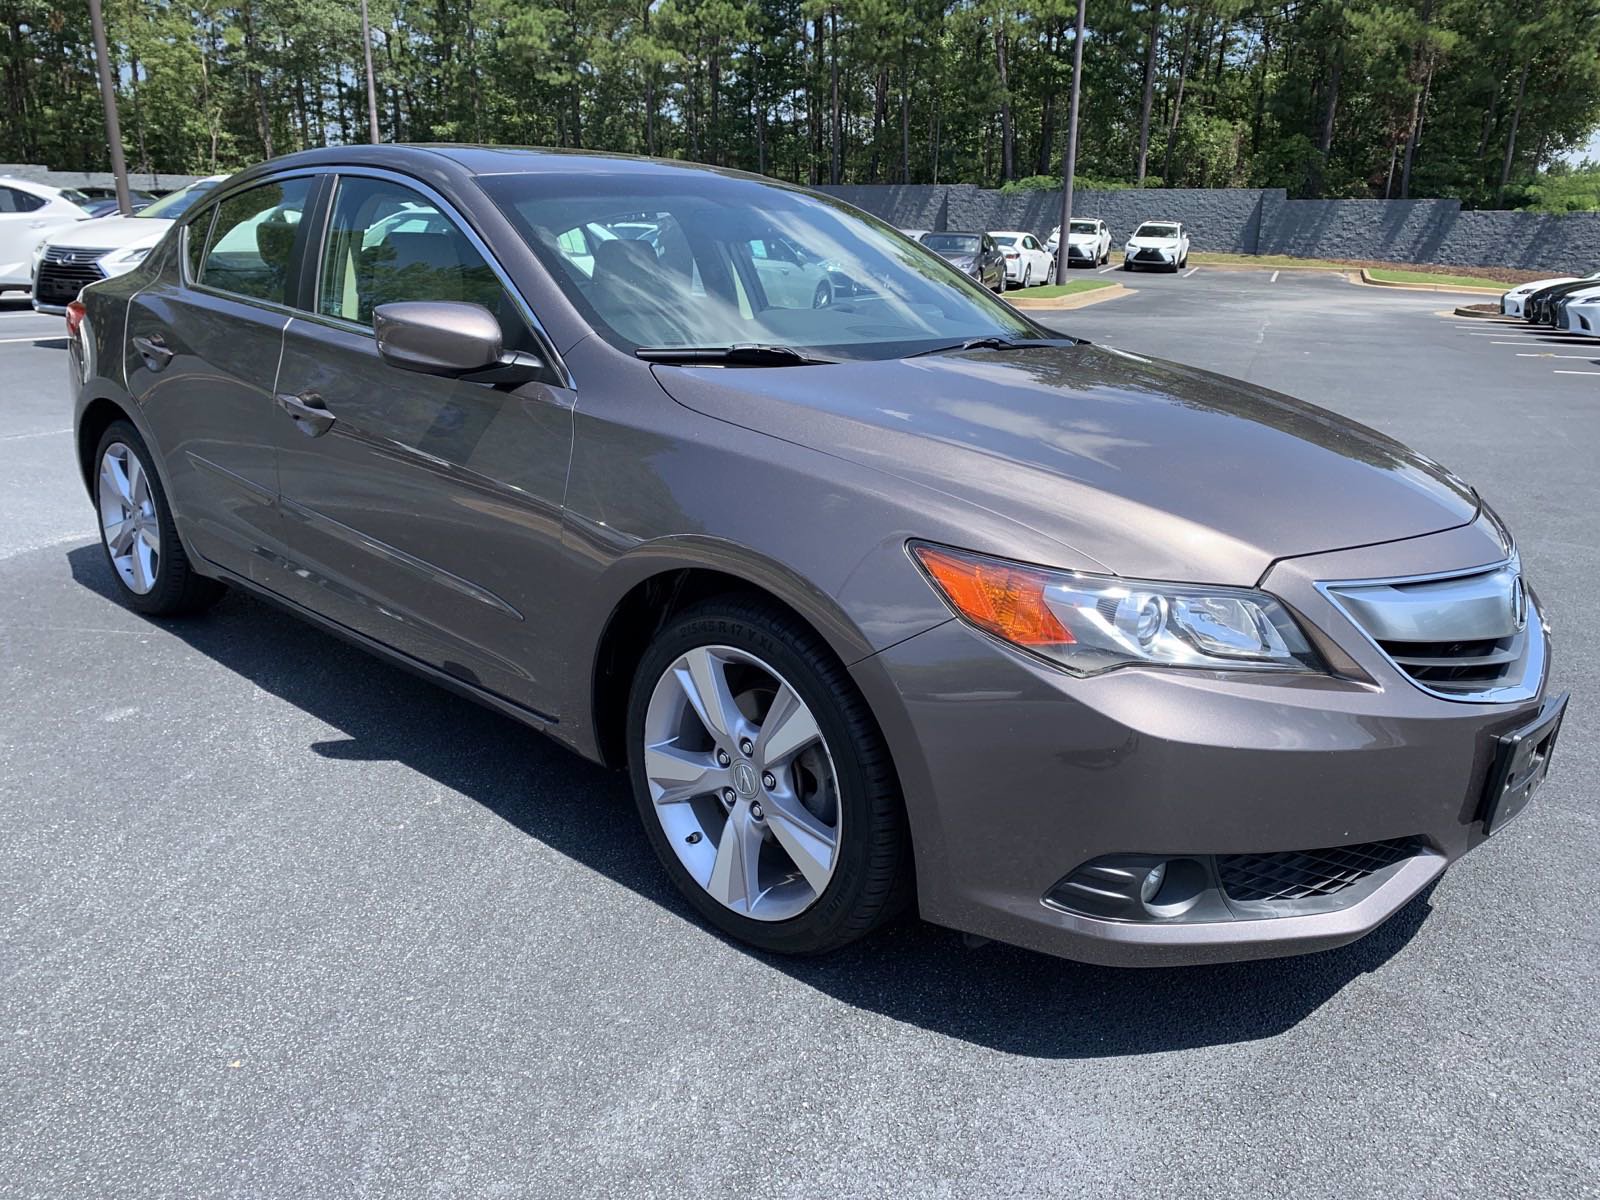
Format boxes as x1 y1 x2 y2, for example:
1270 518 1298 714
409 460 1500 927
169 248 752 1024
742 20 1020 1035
911 543 1321 675
98 244 152 275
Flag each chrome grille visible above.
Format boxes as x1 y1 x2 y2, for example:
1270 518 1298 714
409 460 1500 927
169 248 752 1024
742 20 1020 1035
35 246 110 306
1322 557 1541 703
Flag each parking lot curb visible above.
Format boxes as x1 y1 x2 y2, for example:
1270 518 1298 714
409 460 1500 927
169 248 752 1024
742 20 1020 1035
1007 284 1132 311
1357 268 1502 296
1452 304 1509 319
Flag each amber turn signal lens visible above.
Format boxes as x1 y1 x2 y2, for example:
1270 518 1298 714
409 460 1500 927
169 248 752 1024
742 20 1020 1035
912 544 1075 647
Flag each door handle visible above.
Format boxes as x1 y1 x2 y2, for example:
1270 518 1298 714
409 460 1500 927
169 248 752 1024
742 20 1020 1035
275 390 337 437
131 334 174 371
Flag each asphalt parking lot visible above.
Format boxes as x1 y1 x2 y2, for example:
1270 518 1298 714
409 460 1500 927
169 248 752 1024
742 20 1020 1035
3 271 1597 1198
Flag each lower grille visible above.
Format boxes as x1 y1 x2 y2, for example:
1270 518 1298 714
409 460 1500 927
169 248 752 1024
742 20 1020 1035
1218 837 1422 903
1134 248 1166 262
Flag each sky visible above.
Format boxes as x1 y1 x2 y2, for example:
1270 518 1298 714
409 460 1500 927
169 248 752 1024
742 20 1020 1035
1567 127 1600 165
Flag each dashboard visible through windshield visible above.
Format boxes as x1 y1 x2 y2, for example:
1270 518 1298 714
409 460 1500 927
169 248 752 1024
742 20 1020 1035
479 173 1043 360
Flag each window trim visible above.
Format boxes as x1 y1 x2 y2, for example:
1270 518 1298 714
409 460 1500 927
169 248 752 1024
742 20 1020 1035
183 168 326 319
301 166 571 389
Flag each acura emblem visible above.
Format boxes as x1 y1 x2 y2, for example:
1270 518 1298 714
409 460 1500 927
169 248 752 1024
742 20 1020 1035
731 760 759 797
1511 574 1528 632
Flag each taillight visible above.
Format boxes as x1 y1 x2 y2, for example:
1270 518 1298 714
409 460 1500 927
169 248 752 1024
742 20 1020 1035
65 299 86 338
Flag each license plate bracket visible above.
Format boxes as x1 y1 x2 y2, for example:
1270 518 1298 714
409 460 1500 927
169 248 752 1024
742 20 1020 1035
1481 693 1567 834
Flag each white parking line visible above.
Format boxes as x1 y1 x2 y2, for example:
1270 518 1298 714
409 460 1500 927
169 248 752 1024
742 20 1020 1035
1183 267 1199 278
1270 270 1280 283
0 428 71 442
1554 369 1600 376
1517 352 1600 360
0 335 62 344
1096 264 1117 274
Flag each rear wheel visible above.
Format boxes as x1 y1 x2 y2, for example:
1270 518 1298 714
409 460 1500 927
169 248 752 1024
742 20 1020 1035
1022 264 1032 288
627 599 911 955
93 420 223 616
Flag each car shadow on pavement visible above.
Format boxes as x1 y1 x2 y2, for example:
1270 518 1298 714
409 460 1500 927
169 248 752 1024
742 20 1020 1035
68 544 1435 1060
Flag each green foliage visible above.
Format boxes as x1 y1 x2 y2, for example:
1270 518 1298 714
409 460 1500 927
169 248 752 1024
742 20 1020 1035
1522 163 1600 212
0 0 1595 206
999 172 1164 192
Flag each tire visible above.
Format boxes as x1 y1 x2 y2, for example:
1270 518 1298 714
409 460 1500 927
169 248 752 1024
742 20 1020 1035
93 420 224 617
1122 261 1134 271
811 279 833 309
1022 265 1032 288
626 597 911 955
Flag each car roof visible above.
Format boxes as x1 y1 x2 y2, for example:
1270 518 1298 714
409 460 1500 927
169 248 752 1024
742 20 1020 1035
989 230 1031 238
225 143 785 187
0 176 66 198
1137 219 1181 226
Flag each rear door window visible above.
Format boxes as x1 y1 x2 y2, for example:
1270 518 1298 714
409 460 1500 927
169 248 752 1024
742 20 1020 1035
198 178 313 305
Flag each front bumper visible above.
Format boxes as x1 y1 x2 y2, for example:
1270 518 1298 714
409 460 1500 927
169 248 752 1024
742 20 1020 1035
850 518 1553 966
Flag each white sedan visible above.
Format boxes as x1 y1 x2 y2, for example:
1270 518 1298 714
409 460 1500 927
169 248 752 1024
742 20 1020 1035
1500 270 1598 318
989 230 1054 287
1 177 94 293
1123 221 1190 272
30 175 226 313
1557 284 1600 334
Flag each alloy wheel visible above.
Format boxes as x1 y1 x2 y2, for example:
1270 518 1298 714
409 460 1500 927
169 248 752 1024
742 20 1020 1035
97 442 161 595
642 644 840 921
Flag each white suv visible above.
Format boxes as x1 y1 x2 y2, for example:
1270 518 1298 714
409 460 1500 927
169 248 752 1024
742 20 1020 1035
0 178 93 294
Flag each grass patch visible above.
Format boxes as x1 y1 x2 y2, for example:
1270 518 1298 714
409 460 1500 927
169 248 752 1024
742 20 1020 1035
1365 268 1504 289
1188 251 1353 269
1009 278 1116 299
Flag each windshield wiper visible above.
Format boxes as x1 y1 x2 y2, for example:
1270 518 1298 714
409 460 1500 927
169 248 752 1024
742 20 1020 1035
635 343 837 367
905 335 1083 359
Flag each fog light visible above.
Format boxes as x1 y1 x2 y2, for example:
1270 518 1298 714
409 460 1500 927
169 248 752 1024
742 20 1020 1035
1139 862 1167 903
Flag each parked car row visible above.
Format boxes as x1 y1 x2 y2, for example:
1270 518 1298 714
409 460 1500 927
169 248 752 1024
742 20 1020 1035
0 175 223 309
906 218 1195 290
1502 267 1600 334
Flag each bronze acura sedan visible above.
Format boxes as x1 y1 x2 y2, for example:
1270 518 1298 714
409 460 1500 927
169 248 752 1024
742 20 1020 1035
68 146 1564 966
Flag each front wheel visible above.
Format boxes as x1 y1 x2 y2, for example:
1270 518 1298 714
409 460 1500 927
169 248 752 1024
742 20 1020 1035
812 279 833 309
93 420 224 616
627 599 911 955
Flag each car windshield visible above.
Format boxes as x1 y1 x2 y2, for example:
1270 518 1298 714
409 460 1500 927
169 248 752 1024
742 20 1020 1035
1069 220 1097 234
1136 224 1178 238
138 180 220 220
61 188 92 209
481 172 1040 358
922 233 981 253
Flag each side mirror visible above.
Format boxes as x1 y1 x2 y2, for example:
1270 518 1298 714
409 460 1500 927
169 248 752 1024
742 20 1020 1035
373 301 503 376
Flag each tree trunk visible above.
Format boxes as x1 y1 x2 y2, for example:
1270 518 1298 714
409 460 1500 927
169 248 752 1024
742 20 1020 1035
1161 10 1197 182
1498 59 1530 204
1308 38 1342 195
1135 1 1163 185
1250 13 1270 154
869 66 887 181
829 6 841 184
641 3 655 155
995 26 1014 182
1400 54 1435 199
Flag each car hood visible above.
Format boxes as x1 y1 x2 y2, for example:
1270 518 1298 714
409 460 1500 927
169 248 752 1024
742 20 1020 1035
43 215 172 250
651 342 1478 585
1127 236 1180 249
1509 276 1576 294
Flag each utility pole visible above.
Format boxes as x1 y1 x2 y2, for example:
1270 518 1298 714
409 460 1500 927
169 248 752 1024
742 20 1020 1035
1055 0 1086 285
361 0 381 144
87 0 132 214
